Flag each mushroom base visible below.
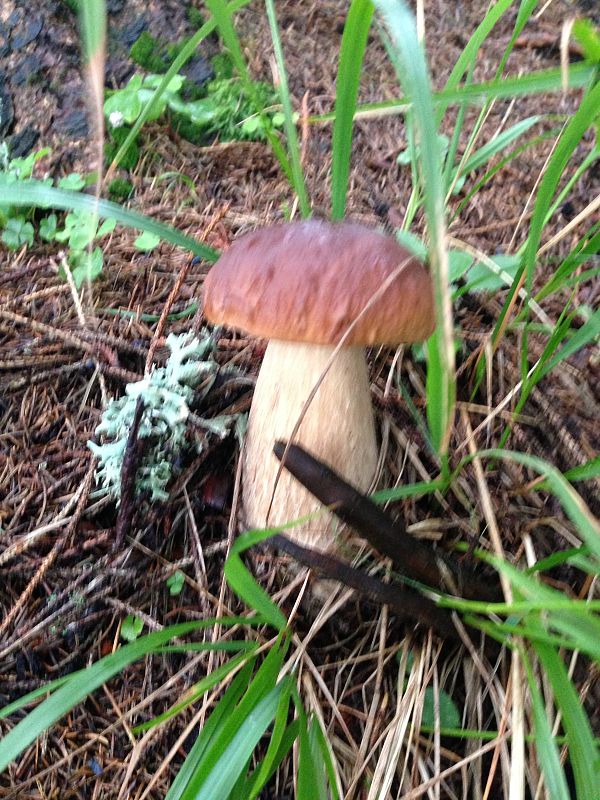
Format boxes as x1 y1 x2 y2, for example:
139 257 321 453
242 340 378 553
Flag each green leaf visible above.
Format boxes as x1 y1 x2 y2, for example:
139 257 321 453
39 213 58 241
395 229 428 261
58 173 86 191
465 253 522 292
68 246 104 288
422 687 461 729
7 147 51 180
1 217 34 250
448 249 474 283
166 570 185 596
120 614 144 642
97 217 117 237
134 230 161 252
104 78 144 124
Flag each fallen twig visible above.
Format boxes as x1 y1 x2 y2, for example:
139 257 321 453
273 441 501 602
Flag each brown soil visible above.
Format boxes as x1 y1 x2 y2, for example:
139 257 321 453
0 0 598 797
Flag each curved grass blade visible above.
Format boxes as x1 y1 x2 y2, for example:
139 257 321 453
310 63 596 124
533 637 600 798
478 79 600 393
107 0 254 176
0 179 219 261
522 650 571 800
132 648 258 734
165 662 256 800
186 683 284 800
205 0 294 186
178 636 290 799
463 449 600 558
264 0 310 216
330 0 375 220
244 679 295 798
0 620 240 772
374 0 455 461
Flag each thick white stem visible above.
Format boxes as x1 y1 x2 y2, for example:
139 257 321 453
242 340 378 552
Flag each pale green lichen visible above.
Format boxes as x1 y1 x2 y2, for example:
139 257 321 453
88 331 242 503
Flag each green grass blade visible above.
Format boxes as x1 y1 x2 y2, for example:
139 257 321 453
440 0 514 111
264 0 311 217
453 115 542 187
205 0 294 186
374 0 455 460
310 63 596 124
297 714 327 800
485 79 600 387
0 178 218 260
522 652 571 800
107 0 253 173
533 638 600 798
468 450 600 558
538 307 600 379
309 716 342 800
330 0 375 220
0 621 229 772
166 662 256 800
225 527 288 631
190 684 284 800
180 637 290 798
244 679 294 798
133 649 257 734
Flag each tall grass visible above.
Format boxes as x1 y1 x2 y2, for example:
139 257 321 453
1 0 599 797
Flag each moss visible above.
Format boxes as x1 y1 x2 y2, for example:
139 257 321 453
130 32 169 73
168 112 206 145
211 52 234 80
60 0 80 13
105 127 140 171
108 178 134 202
186 6 205 28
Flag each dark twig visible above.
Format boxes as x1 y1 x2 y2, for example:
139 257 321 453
273 441 501 602
271 533 460 642
114 397 145 551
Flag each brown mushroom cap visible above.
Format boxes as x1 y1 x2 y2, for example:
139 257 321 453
203 219 435 346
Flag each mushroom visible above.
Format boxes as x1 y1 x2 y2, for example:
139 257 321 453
203 219 434 553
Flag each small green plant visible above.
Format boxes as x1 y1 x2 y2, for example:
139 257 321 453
104 71 285 148
121 615 144 642
0 144 165 284
88 331 243 503
166 570 186 596
0 146 111 283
